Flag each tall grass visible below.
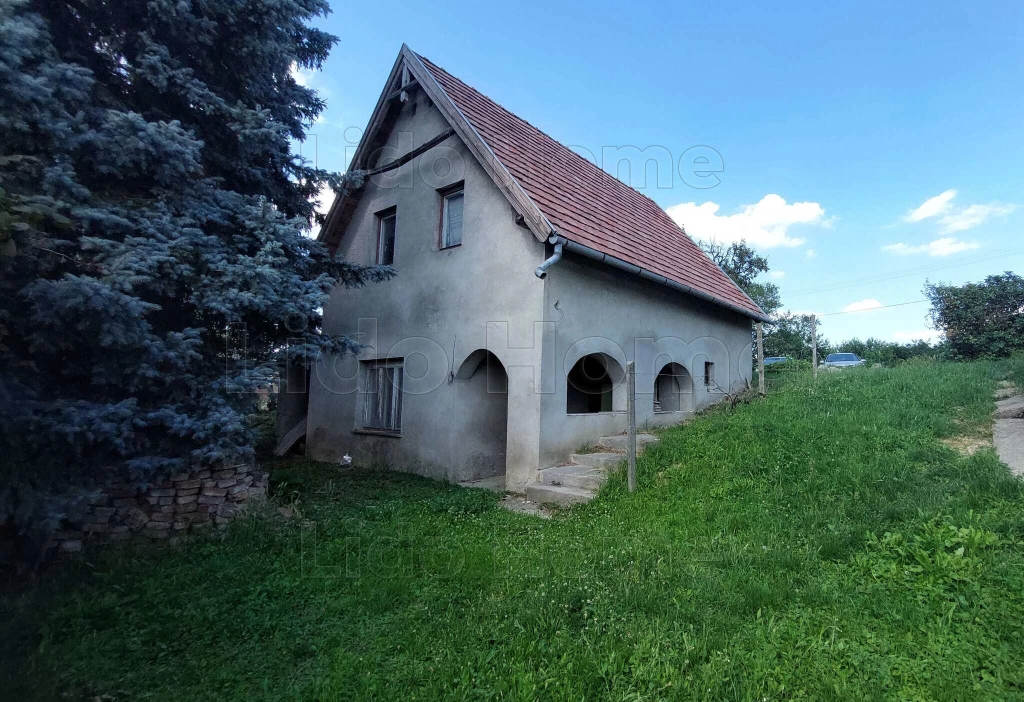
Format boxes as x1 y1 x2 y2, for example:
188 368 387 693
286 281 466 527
5 358 1024 700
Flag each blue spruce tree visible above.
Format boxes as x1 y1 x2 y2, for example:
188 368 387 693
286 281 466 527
0 0 387 536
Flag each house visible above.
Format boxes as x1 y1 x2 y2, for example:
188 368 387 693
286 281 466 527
303 45 768 496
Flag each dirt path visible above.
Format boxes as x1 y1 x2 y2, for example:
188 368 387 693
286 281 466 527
994 384 1024 477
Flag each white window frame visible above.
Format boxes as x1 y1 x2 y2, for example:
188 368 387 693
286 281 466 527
440 187 464 249
377 209 396 265
362 359 404 433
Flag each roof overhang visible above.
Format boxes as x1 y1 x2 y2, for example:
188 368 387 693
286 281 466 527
318 46 768 324
550 235 772 323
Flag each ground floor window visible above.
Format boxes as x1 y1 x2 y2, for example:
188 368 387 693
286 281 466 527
704 361 715 388
362 359 404 432
567 354 619 414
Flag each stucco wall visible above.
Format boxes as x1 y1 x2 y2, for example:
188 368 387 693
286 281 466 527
307 88 755 490
306 92 547 489
538 252 753 467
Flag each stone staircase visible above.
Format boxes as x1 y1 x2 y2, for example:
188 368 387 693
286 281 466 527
525 433 659 506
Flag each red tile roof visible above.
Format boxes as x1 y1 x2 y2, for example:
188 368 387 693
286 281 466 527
417 54 764 320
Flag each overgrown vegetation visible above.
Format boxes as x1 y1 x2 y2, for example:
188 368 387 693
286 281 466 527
764 313 945 366
926 272 1024 359
4 359 1024 699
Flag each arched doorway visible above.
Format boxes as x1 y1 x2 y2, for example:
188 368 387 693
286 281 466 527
654 362 692 413
453 350 508 480
567 353 625 414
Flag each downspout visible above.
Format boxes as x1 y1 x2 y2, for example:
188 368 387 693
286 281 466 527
534 235 564 279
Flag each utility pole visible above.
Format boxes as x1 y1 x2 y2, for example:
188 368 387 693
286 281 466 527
626 361 637 493
811 314 818 380
756 322 765 395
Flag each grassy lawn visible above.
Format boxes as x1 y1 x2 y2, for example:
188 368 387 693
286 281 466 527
5 359 1024 700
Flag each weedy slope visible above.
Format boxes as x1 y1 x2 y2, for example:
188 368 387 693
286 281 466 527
5 358 1024 700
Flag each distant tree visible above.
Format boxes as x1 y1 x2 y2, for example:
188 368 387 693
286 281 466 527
0 0 388 536
833 337 945 366
925 273 1024 360
699 240 782 316
763 313 826 361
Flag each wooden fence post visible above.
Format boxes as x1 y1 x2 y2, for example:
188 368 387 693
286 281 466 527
756 322 765 395
626 360 637 493
811 314 818 380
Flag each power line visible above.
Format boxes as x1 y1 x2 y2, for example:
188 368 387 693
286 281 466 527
786 245 1024 298
818 299 929 317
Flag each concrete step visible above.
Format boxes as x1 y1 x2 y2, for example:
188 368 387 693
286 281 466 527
539 464 608 491
995 395 1024 419
994 418 1024 477
597 433 658 452
570 452 624 470
525 483 594 506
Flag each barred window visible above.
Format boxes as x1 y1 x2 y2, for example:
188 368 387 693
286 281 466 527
362 359 404 432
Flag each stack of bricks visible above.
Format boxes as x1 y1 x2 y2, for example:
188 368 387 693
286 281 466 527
51 463 269 553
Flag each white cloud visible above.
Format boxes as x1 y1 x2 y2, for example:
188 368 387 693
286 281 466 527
903 189 1016 233
892 329 942 344
308 186 335 239
882 237 980 257
666 194 827 249
769 270 785 279
291 62 315 88
940 203 1017 233
842 298 884 313
805 249 816 258
904 189 957 223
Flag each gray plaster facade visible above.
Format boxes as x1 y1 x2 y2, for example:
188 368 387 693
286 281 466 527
305 89 754 492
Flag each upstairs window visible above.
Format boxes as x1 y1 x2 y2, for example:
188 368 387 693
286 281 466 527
363 359 404 432
377 208 396 265
440 186 464 248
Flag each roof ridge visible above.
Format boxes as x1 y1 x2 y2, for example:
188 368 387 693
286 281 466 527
412 51 764 320
415 53 683 235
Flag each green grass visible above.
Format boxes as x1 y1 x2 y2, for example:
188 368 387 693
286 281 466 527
5 358 1024 700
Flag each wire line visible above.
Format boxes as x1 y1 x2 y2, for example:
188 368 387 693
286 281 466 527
818 299 929 317
786 245 1024 298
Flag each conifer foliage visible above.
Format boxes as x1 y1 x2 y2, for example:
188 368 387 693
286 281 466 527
0 0 387 533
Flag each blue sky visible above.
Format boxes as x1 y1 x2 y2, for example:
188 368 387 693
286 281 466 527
303 0 1024 345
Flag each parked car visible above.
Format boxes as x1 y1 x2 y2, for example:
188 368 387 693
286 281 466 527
763 356 791 366
822 352 866 370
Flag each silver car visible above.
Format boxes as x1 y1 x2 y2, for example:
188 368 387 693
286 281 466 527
822 352 866 370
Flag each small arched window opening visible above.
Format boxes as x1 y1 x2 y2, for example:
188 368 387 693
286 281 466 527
566 353 623 414
654 362 691 413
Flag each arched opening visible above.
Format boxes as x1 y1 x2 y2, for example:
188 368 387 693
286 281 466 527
654 362 692 413
567 353 624 414
453 350 508 481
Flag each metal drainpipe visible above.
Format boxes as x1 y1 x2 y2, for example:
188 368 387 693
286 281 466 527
534 236 564 279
